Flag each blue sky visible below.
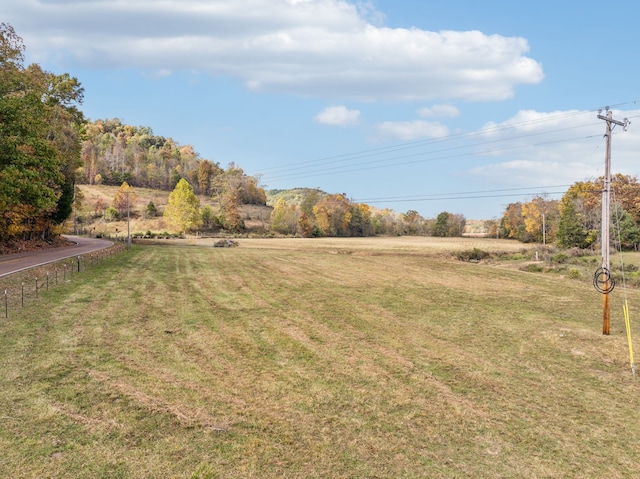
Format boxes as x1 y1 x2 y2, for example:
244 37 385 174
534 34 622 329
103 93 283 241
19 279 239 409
4 0 640 219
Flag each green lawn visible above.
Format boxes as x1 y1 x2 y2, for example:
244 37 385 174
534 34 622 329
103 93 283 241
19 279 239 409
1 238 640 478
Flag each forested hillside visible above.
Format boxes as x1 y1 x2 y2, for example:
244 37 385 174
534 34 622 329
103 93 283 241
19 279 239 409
79 118 267 204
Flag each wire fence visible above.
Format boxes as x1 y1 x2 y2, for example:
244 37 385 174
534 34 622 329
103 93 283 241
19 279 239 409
0 242 126 319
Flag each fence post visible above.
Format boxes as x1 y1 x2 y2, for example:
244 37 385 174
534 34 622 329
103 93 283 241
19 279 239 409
4 289 7 319
35 277 38 298
21 282 24 307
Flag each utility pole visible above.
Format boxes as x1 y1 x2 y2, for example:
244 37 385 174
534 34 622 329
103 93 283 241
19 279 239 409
597 108 629 335
127 189 131 248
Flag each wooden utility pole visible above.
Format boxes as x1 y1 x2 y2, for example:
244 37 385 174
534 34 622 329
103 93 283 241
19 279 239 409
127 189 131 248
597 108 629 335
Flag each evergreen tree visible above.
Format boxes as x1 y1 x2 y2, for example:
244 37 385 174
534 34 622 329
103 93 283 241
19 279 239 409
145 201 157 218
614 206 640 251
557 200 588 248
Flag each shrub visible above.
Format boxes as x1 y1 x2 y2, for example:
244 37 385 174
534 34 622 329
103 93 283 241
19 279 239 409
626 274 640 288
499 252 527 261
214 239 239 248
552 252 569 264
612 263 639 273
455 248 491 262
522 263 544 273
568 268 581 279
579 256 600 266
104 206 119 221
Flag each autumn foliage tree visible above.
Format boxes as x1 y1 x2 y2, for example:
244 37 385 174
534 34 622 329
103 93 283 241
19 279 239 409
500 203 525 240
0 23 84 246
430 211 465 237
521 196 559 244
270 198 295 234
402 210 424 235
497 175 640 250
313 194 352 236
555 175 640 249
111 181 137 218
350 203 373 236
163 178 202 233
266 189 379 237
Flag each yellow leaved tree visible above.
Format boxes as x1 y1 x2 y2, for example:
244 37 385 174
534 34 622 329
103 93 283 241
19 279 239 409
163 178 202 233
112 182 137 218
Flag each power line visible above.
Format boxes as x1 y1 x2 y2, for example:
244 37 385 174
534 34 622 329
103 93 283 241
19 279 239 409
255 101 638 216
264 132 603 183
257 101 639 180
354 184 572 202
349 177 640 206
358 191 567 204
259 111 590 176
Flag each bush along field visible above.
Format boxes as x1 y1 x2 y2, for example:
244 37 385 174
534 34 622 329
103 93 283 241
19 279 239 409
1 237 640 478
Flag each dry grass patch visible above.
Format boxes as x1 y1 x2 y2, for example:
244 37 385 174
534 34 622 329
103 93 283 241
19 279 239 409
149 235 538 256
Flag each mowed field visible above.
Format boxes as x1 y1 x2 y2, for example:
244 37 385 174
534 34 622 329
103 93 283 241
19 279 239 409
2 236 640 478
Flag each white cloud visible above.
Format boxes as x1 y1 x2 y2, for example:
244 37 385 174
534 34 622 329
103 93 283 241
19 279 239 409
467 108 640 187
417 105 460 119
314 105 360 126
6 0 544 102
469 160 592 187
376 120 449 141
480 109 586 135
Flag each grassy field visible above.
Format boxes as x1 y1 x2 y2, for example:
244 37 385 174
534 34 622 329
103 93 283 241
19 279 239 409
1 237 640 478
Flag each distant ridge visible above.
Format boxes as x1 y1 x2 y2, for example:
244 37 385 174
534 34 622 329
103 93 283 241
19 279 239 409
266 188 328 206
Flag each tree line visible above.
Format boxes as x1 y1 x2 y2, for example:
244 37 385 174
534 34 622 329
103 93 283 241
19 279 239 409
157 182 469 238
87 156 640 248
497 174 640 250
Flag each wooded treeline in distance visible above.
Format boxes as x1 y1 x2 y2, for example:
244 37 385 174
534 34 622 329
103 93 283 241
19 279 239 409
3 22 640 251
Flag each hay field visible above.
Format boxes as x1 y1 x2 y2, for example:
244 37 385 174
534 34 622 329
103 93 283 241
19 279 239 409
149 235 536 254
1 238 639 478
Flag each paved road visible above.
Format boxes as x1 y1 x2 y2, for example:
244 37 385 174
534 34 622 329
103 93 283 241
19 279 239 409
0 236 113 278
